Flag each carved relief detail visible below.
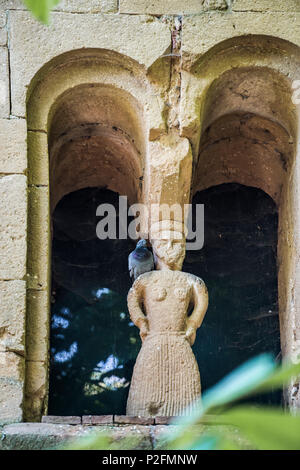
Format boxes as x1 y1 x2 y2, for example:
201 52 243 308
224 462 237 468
126 270 208 417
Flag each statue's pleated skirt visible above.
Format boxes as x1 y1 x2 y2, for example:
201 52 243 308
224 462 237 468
126 332 201 417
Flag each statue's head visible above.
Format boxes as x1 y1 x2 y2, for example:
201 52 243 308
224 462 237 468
151 238 185 271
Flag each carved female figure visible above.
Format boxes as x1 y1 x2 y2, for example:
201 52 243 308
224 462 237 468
126 267 208 417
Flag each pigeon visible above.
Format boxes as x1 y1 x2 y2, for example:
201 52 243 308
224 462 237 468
128 239 154 281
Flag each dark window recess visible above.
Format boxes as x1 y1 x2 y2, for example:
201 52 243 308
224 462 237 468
183 183 281 405
48 188 138 416
49 184 281 414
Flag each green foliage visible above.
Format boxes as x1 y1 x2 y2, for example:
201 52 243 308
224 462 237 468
167 354 300 450
219 406 300 450
62 353 300 450
22 0 61 24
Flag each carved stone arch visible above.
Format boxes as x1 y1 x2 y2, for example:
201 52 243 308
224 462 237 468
26 48 167 139
25 48 166 421
194 65 296 204
48 83 145 210
183 35 300 409
180 35 300 153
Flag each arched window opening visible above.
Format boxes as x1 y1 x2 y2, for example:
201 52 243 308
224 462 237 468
45 83 145 415
186 64 297 407
48 188 138 415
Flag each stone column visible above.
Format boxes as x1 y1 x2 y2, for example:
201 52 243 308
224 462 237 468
126 133 209 416
126 268 208 417
144 132 193 265
278 115 300 410
0 120 27 425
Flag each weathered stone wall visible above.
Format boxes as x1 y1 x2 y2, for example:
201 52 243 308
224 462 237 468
0 0 299 427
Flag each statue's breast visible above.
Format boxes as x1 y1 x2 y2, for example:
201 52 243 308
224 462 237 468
174 287 187 301
149 285 190 303
152 287 167 301
144 272 191 302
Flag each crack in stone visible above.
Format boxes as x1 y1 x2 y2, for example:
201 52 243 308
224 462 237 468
166 16 182 131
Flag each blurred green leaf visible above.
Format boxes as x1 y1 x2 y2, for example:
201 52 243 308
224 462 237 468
168 427 243 451
166 426 203 450
60 354 300 451
255 361 300 394
23 0 60 24
171 354 276 430
202 353 276 409
167 355 300 450
190 435 221 450
219 406 300 450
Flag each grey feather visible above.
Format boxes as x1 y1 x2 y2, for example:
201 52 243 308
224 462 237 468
128 239 154 281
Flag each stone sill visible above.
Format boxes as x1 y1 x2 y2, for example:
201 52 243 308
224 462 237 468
41 415 184 425
0 419 249 450
41 414 223 425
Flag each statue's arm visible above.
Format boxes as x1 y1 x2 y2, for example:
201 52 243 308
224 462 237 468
127 277 148 341
185 278 209 345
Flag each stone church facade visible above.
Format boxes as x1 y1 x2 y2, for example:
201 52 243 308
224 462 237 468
0 0 299 449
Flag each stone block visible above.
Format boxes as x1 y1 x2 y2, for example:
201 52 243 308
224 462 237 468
0 47 9 118
120 0 227 14
53 0 110 13
0 377 23 425
0 350 24 380
151 424 185 449
0 280 26 354
0 423 153 450
232 0 300 12
0 119 27 174
155 416 177 425
0 0 23 9
0 12 6 27
152 424 252 449
27 186 50 290
54 0 117 13
9 11 171 117
148 134 192 210
203 0 228 9
0 423 87 450
0 28 7 46
88 425 153 450
114 415 154 425
100 0 118 13
0 0 118 13
0 175 27 280
24 360 48 422
120 0 228 14
26 289 49 361
27 131 49 185
82 415 113 425
182 12 300 60
42 416 81 425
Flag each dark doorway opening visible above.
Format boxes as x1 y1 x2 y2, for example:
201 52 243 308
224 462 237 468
48 188 139 416
183 183 281 405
